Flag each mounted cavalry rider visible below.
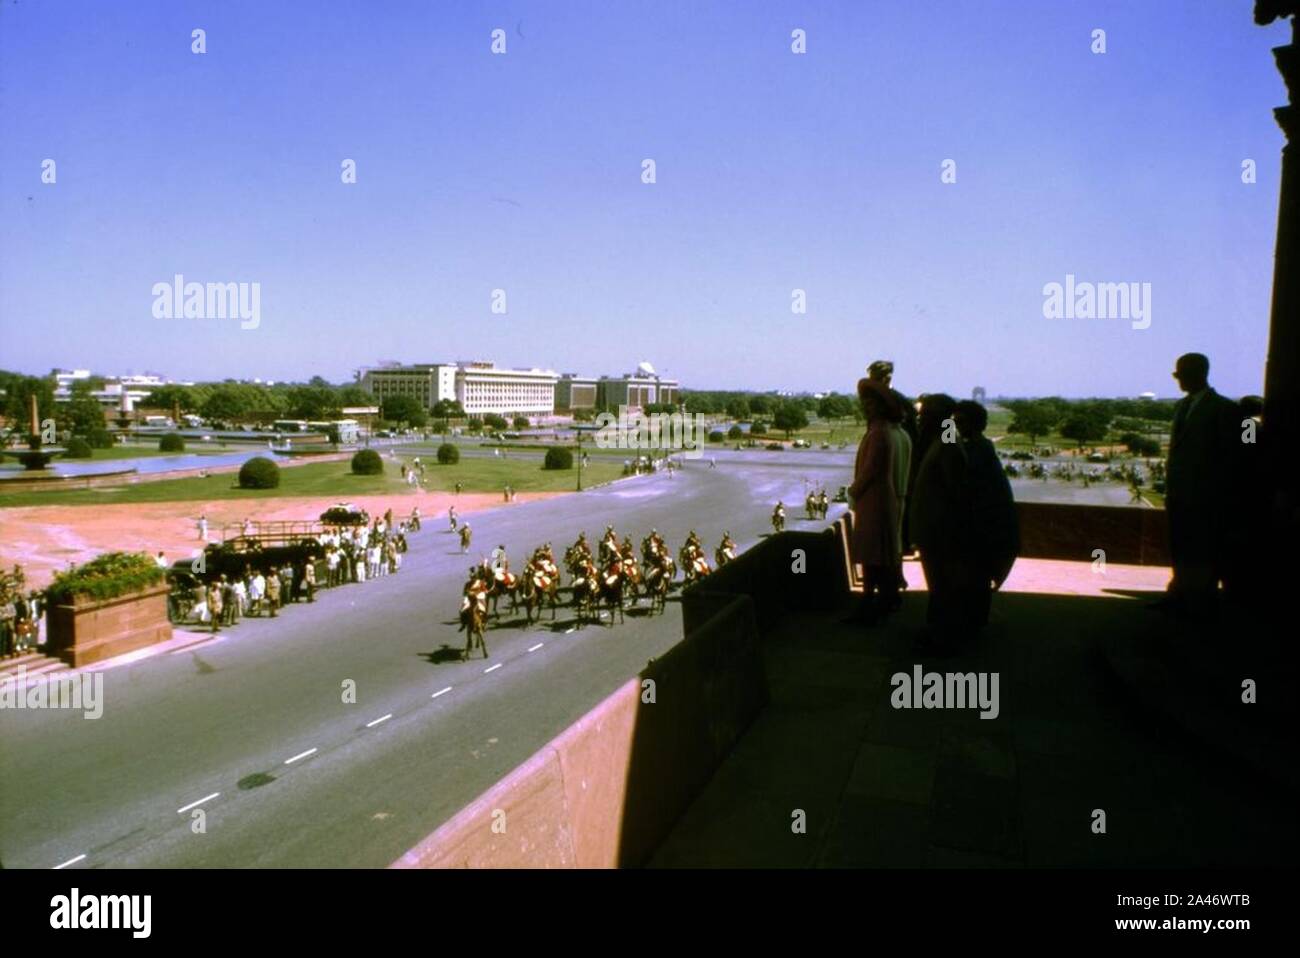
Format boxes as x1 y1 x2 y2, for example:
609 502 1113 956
716 532 737 567
599 525 620 563
573 531 591 558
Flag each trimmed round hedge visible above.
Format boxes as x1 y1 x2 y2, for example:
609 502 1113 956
544 447 574 470
64 437 94 458
750 421 768 436
159 432 186 453
238 456 281 489
351 449 384 475
437 443 460 465
87 429 115 449
727 425 743 439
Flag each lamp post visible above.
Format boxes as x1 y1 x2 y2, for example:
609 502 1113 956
576 429 583 492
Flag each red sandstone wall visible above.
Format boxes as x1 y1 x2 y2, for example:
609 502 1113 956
46 584 173 667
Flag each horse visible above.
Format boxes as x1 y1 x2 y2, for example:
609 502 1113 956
458 588 489 660
487 565 520 617
569 557 602 625
680 543 712 584
715 540 736 568
519 559 561 624
459 525 472 553
618 552 644 604
771 508 785 533
596 558 626 625
643 554 674 614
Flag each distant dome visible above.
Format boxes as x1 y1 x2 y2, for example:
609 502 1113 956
636 361 656 376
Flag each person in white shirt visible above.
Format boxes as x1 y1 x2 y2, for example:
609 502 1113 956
249 571 265 616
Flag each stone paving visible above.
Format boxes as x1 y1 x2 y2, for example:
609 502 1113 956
649 559 1297 868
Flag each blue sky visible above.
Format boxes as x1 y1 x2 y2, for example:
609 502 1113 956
0 0 1290 397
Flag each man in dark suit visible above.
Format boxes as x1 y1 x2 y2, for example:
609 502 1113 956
1161 353 1242 619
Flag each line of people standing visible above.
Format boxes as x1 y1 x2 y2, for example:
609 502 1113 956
845 361 1018 653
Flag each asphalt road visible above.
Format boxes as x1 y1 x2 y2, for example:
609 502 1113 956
0 450 853 869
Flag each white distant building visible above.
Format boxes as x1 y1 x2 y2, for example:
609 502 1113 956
52 370 186 408
361 363 457 411
455 362 558 417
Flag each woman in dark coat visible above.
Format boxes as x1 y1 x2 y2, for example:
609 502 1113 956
845 379 900 623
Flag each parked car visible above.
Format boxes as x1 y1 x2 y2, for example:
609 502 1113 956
765 442 783 451
792 439 810 448
320 503 370 527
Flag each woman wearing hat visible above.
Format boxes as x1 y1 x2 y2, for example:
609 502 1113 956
845 379 904 624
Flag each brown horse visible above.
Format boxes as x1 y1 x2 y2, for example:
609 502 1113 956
569 557 602 626
597 558 626 625
519 560 560 624
487 566 520 618
643 553 674 614
459 587 489 660
680 543 712 584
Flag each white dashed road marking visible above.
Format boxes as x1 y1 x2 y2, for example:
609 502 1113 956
176 792 220 815
527 643 543 652
53 854 86 870
366 714 392 728
483 663 502 674
284 748 317 765
432 686 452 699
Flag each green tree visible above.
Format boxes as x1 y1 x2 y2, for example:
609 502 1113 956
380 395 427 428
62 394 107 437
287 385 342 420
748 394 773 416
1058 410 1110 449
772 401 809 438
725 397 751 420
2 374 55 433
817 393 855 420
201 385 255 423
336 385 374 408
432 399 466 418
143 384 197 413
1005 400 1061 445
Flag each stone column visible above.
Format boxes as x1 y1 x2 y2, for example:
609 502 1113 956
1258 4 1300 577
1253 5 1294 629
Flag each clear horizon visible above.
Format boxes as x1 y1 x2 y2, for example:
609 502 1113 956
0 1 1289 400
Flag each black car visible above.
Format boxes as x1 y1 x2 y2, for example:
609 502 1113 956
320 503 370 527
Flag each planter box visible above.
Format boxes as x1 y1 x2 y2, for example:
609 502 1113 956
46 583 173 667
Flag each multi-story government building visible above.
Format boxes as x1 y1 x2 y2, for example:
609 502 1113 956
454 362 559 417
556 374 599 412
596 362 679 411
361 363 457 410
363 359 678 417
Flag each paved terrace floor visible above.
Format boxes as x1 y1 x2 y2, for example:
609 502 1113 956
650 559 1297 868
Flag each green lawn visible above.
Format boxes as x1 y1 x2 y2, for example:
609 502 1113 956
0 456 623 508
